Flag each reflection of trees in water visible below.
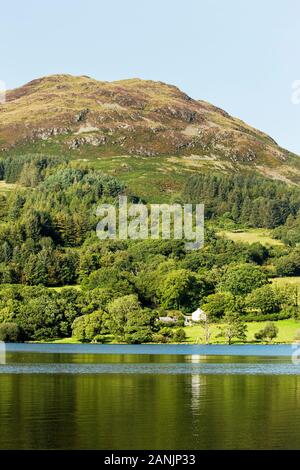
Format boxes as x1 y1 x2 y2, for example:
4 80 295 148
0 356 300 449
186 373 300 449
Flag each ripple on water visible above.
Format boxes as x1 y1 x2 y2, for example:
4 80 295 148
0 362 299 375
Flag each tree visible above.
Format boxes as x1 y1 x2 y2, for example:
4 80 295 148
124 304 157 344
153 327 173 343
107 294 141 341
57 288 82 336
81 267 134 295
158 269 212 312
80 288 115 315
19 162 40 187
9 193 26 220
15 292 78 340
106 295 155 343
0 263 15 284
248 243 269 265
172 328 186 343
275 250 300 277
124 327 153 344
218 313 247 345
72 310 109 342
23 210 46 241
219 263 268 296
57 251 79 285
255 322 279 342
78 252 101 280
0 323 23 342
202 292 235 320
23 253 48 286
199 314 213 344
246 285 281 315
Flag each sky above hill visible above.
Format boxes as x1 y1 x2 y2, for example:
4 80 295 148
1 0 300 154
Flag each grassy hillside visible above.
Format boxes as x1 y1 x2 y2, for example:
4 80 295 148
1 74 300 204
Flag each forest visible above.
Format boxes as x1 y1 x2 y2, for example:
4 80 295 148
0 154 299 344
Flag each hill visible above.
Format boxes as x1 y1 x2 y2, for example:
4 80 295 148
1 74 300 200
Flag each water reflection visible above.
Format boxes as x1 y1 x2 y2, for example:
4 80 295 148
0 350 299 449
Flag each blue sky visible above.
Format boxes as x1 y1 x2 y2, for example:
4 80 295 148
1 0 300 153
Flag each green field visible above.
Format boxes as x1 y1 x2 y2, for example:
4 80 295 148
185 319 300 344
218 228 283 247
272 277 300 288
44 337 81 344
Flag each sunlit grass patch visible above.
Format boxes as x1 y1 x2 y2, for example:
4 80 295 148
185 319 300 344
218 228 283 247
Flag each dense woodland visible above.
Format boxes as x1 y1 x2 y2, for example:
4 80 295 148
182 173 300 229
0 154 299 343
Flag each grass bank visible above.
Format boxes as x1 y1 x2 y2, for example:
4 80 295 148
185 319 300 344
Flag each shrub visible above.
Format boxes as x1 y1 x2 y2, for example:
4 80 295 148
242 312 292 322
71 310 109 342
152 333 168 343
93 334 110 343
254 322 279 342
172 328 186 343
124 329 153 344
0 323 23 342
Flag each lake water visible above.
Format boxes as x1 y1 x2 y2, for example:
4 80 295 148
0 343 300 449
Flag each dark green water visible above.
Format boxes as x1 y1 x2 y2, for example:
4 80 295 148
0 344 300 449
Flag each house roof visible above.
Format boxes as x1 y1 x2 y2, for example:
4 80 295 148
192 308 205 315
158 316 176 323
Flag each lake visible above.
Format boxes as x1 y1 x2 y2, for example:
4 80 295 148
0 343 300 449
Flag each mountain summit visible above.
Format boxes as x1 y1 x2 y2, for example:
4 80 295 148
1 74 299 184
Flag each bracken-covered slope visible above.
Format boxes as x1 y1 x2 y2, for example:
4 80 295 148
1 74 300 185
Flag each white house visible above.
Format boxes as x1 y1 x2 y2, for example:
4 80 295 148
184 308 207 326
192 308 207 322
